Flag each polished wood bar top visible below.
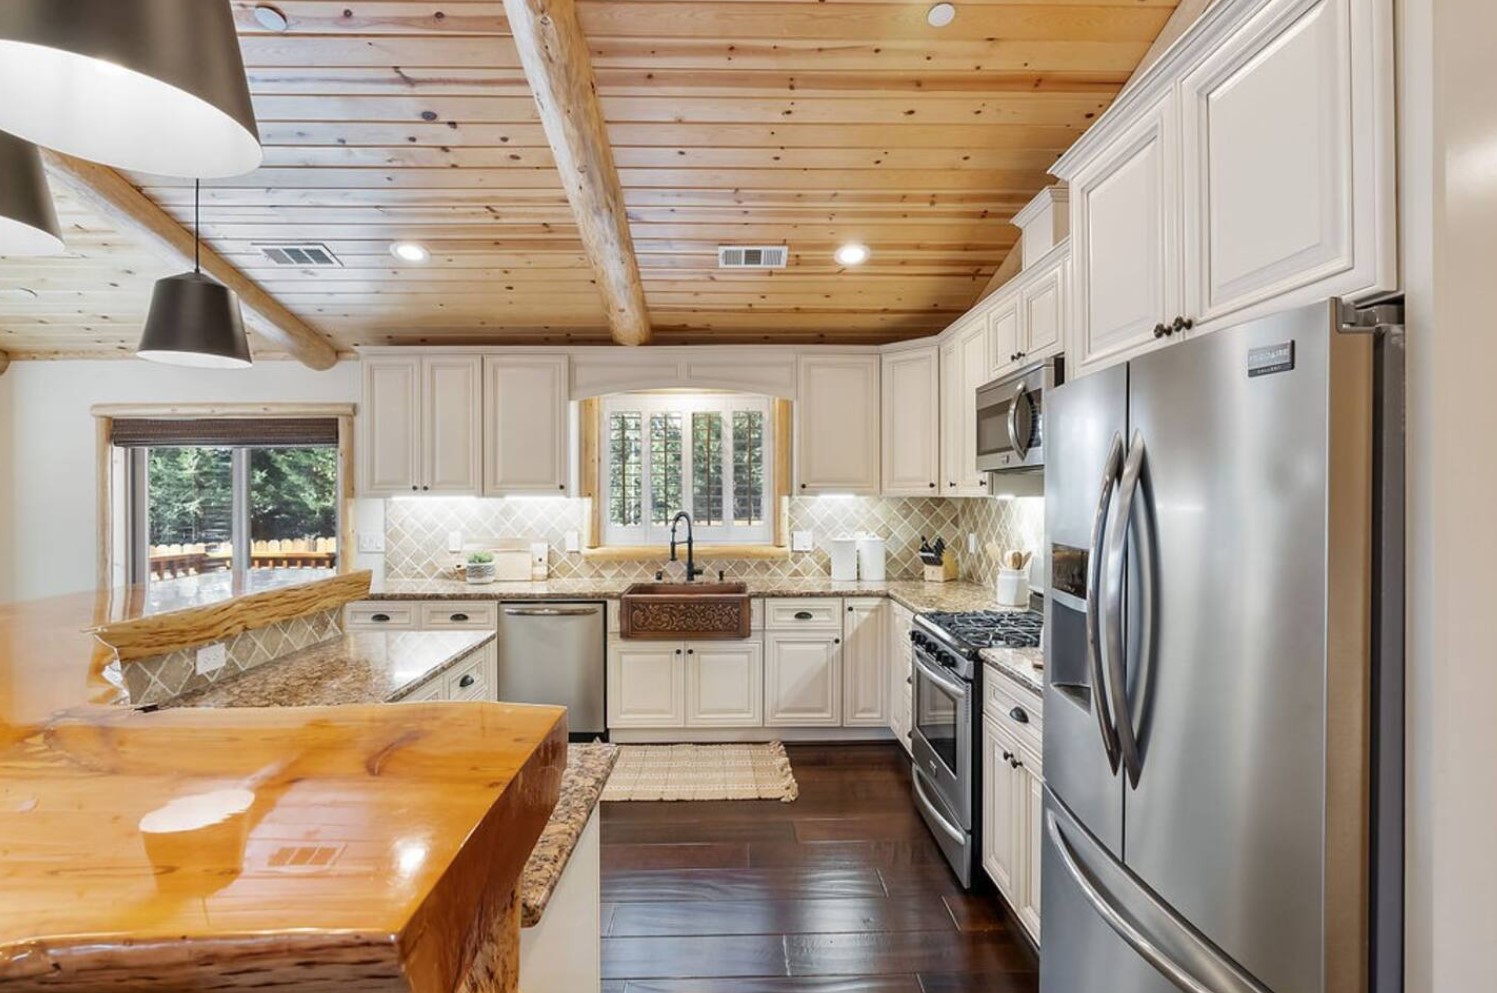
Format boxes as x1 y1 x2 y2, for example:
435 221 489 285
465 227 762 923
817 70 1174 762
0 574 568 992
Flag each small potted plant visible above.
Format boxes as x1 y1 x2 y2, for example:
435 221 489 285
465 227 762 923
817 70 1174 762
465 550 496 585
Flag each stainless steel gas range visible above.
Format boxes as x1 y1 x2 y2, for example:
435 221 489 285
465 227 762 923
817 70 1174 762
910 608 1042 887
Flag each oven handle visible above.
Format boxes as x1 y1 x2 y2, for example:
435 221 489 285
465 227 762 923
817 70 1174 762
913 651 969 701
913 766 967 846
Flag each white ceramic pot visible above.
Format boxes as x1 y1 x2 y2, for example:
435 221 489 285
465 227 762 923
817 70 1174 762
996 568 1030 607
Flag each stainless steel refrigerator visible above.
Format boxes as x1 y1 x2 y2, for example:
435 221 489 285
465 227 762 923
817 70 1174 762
1040 300 1404 993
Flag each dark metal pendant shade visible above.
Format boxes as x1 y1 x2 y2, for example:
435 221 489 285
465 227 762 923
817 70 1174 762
0 0 262 179
137 271 252 369
0 130 64 255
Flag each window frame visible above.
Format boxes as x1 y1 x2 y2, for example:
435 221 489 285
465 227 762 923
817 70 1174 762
601 393 773 547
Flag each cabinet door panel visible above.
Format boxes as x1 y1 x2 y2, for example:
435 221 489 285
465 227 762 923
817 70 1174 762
764 632 841 726
608 642 684 728
423 356 483 495
982 723 1021 899
686 641 763 727
1018 758 1045 943
360 358 421 495
987 295 1022 378
842 599 887 726
1183 0 1356 324
797 355 880 494
484 355 569 495
1021 261 1065 359
880 348 940 496
1070 89 1180 376
956 325 990 496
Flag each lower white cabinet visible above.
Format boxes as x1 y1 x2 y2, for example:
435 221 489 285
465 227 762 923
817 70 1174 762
982 676 1045 946
608 641 686 728
395 641 498 704
1018 761 1045 940
842 598 888 727
887 603 915 754
764 630 842 727
685 641 764 727
982 721 1023 897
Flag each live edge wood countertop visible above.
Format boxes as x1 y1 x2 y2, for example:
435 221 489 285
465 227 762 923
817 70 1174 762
0 571 567 993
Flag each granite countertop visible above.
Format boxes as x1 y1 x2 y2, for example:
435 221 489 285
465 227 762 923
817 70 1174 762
371 577 1010 615
981 645 1045 697
172 629 495 708
520 742 618 928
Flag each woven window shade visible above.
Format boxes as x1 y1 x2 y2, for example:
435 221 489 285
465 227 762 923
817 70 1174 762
110 418 339 448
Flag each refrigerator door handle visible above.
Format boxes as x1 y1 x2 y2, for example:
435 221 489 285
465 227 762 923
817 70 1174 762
1047 807 1272 993
1105 429 1151 788
1086 432 1125 774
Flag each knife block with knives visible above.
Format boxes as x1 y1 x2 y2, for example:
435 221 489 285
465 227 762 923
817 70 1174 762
919 536 959 583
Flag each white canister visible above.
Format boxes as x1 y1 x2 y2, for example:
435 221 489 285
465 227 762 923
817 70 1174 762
828 537 859 581
857 535 887 582
996 568 1031 607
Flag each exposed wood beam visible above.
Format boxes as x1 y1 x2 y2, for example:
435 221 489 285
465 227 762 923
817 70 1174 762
40 152 340 370
1132 0 1218 83
503 0 651 346
0 350 10 376
976 243 1025 303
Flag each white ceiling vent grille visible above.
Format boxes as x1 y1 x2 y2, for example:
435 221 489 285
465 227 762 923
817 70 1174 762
718 245 788 269
256 243 343 268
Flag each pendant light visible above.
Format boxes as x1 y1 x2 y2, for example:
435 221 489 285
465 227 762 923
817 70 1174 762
0 1 262 179
137 181 252 369
0 130 65 255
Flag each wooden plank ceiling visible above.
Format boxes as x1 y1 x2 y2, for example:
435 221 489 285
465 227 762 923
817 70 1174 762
0 0 1179 358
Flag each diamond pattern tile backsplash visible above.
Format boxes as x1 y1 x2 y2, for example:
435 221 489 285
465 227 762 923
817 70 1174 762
120 607 344 708
385 495 1045 588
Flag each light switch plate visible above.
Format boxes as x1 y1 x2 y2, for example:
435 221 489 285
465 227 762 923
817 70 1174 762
564 530 581 553
357 533 385 553
791 530 813 552
196 642 228 676
447 530 463 553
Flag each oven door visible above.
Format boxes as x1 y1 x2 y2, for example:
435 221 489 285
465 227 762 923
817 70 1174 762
911 648 973 828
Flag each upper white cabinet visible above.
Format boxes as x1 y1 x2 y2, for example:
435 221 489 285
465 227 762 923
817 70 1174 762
484 354 570 496
1065 87 1183 377
880 347 941 496
986 245 1069 383
360 355 481 496
1055 0 1395 379
797 355 880 495
940 323 988 497
842 598 888 727
1180 0 1392 324
985 295 1022 379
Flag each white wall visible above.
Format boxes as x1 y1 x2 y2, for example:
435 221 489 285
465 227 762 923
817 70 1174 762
1400 0 1497 987
0 358 367 600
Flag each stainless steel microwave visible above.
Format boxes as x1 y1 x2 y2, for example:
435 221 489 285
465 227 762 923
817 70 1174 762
975 356 1063 472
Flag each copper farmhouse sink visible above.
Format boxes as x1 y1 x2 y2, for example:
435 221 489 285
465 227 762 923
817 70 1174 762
619 582 752 640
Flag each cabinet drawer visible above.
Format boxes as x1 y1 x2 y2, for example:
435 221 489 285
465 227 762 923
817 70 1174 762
764 598 843 631
445 648 493 701
984 674 1043 753
420 601 498 629
345 601 418 630
399 678 446 703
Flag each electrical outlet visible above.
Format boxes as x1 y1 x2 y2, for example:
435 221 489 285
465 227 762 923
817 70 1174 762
357 533 385 554
196 642 228 676
564 530 581 553
791 530 813 552
447 530 463 553
968 532 978 554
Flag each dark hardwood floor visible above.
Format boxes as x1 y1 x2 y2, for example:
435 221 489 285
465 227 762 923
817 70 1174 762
599 742 1040 993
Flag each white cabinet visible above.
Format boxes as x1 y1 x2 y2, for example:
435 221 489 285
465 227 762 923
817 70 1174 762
1056 0 1395 380
1019 255 1065 360
360 355 481 496
981 673 1045 946
887 603 914 755
841 598 887 727
1066 87 1183 378
1180 0 1392 325
880 347 940 496
484 354 570 496
982 721 1023 898
1018 756 1045 941
797 355 880 495
940 323 988 497
986 294 1022 378
764 631 842 727
608 641 685 728
685 641 764 727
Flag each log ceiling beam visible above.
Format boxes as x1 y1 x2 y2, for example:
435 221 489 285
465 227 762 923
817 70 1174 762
503 0 651 346
0 350 9 376
40 152 340 370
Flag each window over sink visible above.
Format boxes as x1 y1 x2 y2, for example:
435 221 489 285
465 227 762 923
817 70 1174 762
601 393 772 547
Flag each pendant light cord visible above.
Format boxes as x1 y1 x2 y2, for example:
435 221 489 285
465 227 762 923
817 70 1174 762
193 179 201 273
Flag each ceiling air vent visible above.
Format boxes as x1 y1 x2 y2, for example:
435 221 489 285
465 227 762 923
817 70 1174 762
718 245 788 269
256 242 343 268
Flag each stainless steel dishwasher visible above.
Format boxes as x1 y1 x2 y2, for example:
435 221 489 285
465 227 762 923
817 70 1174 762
496 602 606 739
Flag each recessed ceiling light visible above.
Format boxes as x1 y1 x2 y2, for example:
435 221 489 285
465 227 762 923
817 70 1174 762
390 241 431 263
927 3 957 28
835 243 870 267
253 4 290 32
